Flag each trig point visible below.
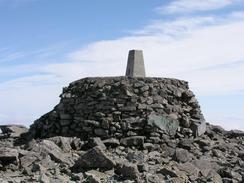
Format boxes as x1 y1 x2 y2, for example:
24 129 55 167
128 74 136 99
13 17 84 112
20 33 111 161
125 50 146 77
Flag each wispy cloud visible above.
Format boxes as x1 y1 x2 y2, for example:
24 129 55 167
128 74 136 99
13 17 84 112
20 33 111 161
0 48 26 63
133 16 216 36
157 0 236 14
0 42 71 66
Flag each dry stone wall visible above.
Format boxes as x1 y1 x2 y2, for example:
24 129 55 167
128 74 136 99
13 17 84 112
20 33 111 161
30 77 206 141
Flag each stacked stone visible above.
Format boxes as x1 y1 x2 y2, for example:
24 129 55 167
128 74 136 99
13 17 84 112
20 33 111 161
30 77 205 141
2 76 244 182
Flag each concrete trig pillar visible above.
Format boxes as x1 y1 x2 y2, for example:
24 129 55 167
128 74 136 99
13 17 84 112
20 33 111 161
125 50 146 77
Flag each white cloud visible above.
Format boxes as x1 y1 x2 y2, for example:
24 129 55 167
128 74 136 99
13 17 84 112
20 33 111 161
184 63 244 96
133 16 216 36
0 75 62 125
157 0 236 14
0 64 38 77
69 18 244 96
0 48 26 63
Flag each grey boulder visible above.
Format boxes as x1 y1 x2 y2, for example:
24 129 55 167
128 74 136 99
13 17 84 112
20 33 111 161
72 146 115 171
85 170 108 183
120 136 144 147
0 147 19 166
115 161 140 180
173 148 191 163
31 139 74 166
48 136 72 152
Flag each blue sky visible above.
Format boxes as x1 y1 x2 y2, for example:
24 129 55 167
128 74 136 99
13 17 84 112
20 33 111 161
0 0 244 130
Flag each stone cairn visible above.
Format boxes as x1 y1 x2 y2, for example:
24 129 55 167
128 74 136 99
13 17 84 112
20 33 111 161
1 50 244 183
30 50 206 141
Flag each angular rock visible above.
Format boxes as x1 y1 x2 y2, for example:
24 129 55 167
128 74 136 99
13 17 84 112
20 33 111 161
72 146 115 171
31 140 73 166
178 139 194 150
20 151 41 174
177 162 200 178
94 128 108 137
103 138 120 148
157 166 189 182
145 174 163 183
115 161 140 180
148 114 179 136
120 136 144 147
191 158 219 177
157 167 178 177
137 163 148 172
206 170 223 183
0 147 19 166
85 170 108 183
39 173 50 183
85 137 106 150
20 151 57 175
173 148 191 163
48 136 72 152
71 173 84 181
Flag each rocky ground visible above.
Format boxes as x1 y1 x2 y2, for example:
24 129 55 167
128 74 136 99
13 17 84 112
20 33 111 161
1 77 244 182
1 124 244 183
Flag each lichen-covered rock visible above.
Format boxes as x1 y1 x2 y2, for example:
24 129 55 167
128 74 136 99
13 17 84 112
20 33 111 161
148 114 179 136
